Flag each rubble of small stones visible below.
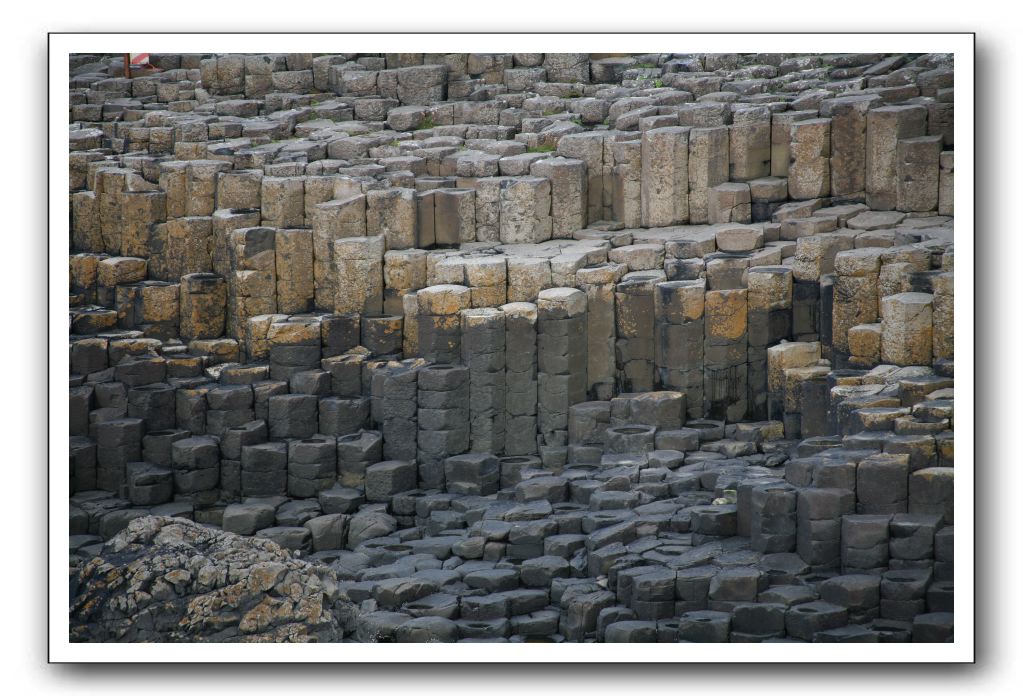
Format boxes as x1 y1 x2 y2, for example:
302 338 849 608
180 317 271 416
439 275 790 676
68 51 955 643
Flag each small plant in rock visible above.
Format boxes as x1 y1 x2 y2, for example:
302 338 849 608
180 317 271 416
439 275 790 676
527 143 556 153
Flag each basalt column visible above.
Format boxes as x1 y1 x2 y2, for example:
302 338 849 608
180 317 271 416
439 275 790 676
654 279 706 421
502 302 539 456
746 267 793 421
537 288 587 464
703 288 748 422
461 308 506 455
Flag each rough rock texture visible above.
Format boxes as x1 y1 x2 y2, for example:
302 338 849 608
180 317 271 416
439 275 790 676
70 516 356 642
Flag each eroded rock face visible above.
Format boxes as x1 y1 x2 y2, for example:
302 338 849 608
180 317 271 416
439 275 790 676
70 516 357 642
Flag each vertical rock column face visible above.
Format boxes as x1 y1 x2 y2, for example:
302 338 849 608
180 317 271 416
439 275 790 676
120 191 166 258
95 169 128 256
95 418 144 494
274 228 315 314
287 435 337 499
378 360 420 463
470 177 506 244
260 176 306 228
461 308 506 455
612 140 642 228
791 237 856 357
396 64 448 105
463 255 507 308
896 136 943 213
171 435 221 507
543 52 590 83
186 160 231 217
118 280 180 340
366 187 417 250
558 131 615 225
178 273 226 341
320 313 360 361
415 190 436 248
71 190 102 253
654 279 706 420
707 183 752 224
931 272 954 363
841 514 892 575
69 254 100 306
831 248 883 366
506 256 553 304
641 126 689 227
226 227 277 340
746 267 793 421
750 482 798 554
96 257 147 308
530 157 586 239
728 106 771 182
401 292 420 358
215 169 263 211
204 384 255 439
766 341 820 423
417 363 470 489
821 94 880 200
433 188 476 246
417 284 471 364
499 176 552 244
703 288 749 422
797 488 855 571
267 317 321 382
865 105 927 211
881 292 934 366
333 234 385 316
537 288 588 452
312 194 366 310
938 151 954 216
614 274 658 393
576 264 624 402
770 110 816 178
788 118 831 201
383 249 427 315
502 302 539 456
165 217 215 279
211 208 262 279
360 314 403 359
688 126 729 224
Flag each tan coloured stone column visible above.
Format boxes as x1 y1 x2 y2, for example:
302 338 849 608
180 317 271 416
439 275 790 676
865 105 927 210
641 126 689 227
333 234 385 316
788 119 831 200
881 292 934 366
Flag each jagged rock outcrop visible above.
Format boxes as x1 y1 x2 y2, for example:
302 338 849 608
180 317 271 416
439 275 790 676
70 516 357 642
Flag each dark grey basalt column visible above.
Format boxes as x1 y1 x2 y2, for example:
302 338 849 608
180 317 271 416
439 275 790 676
417 363 470 490
501 302 539 456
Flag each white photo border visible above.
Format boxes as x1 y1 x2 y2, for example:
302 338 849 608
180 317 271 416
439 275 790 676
49 31 974 664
